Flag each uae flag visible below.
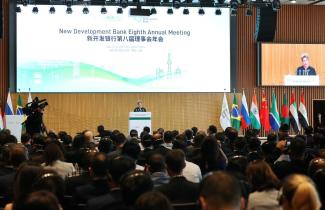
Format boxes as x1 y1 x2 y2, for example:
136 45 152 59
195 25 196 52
298 92 309 129
289 91 301 133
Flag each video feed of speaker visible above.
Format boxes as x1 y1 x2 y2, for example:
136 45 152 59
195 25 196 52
259 43 325 86
16 6 231 93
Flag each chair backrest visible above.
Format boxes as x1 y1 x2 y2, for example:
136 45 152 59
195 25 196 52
172 202 198 210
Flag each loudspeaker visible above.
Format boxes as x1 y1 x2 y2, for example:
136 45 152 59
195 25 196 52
255 6 277 42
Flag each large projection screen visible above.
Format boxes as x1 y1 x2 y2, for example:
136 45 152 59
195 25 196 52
16 6 231 92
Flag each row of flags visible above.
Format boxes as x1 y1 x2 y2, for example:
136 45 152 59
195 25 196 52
220 90 309 133
0 91 32 130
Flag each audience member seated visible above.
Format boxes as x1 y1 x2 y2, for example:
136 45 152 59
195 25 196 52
122 140 143 170
135 191 173 210
184 129 194 145
199 171 243 210
4 164 43 210
246 160 281 210
65 134 87 164
73 152 109 204
23 191 62 210
157 150 199 204
108 133 126 159
162 131 174 150
191 136 227 175
312 168 325 210
246 137 262 162
0 144 28 204
42 142 75 179
98 138 113 155
120 170 153 209
274 135 309 180
186 133 205 162
207 125 217 137
20 133 33 156
138 134 153 166
87 155 135 210
147 153 169 187
280 174 321 210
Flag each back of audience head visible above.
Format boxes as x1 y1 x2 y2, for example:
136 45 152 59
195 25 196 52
171 130 179 138
267 133 277 142
165 149 185 176
157 128 165 135
72 134 86 149
281 174 321 210
308 158 325 177
193 133 205 147
289 136 306 160
32 170 65 203
247 137 261 152
130 129 139 138
226 127 238 143
261 141 276 157
141 133 153 148
98 138 112 154
200 171 242 210
147 153 166 174
79 149 96 171
207 125 217 136
13 164 43 210
201 136 220 160
244 128 258 139
192 126 198 136
122 140 141 161
278 124 290 140
163 131 174 143
21 133 31 145
61 135 72 146
23 191 62 210
312 168 325 208
184 129 193 141
90 152 108 178
120 170 153 206
113 133 126 147
143 126 150 133
226 155 248 177
135 191 173 210
246 160 279 192
109 155 135 184
57 131 67 140
11 144 28 167
44 142 64 166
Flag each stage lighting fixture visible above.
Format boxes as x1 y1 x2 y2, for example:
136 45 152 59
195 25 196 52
215 8 221 15
217 0 225 3
245 7 252 16
173 0 180 9
198 8 205 15
66 7 72 14
272 0 281 11
16 6 22 13
101 7 107 14
120 0 128 8
230 0 238 10
117 7 123 14
167 8 173 14
150 8 157 14
32 6 38 14
22 0 28 6
230 9 237 16
183 8 189 15
289 0 296 3
49 6 55 14
83 7 89 14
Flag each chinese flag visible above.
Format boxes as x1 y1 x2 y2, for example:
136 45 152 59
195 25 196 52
260 92 271 132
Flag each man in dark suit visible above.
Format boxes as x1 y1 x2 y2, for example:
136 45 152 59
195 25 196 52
156 149 199 204
296 53 316 76
134 100 146 112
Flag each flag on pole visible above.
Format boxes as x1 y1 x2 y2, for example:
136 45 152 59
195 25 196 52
5 91 14 115
289 91 301 133
240 90 251 129
16 95 24 115
281 93 290 125
231 93 241 131
28 91 33 104
269 91 280 131
0 107 3 130
250 91 261 130
260 91 271 132
298 91 309 129
220 93 231 131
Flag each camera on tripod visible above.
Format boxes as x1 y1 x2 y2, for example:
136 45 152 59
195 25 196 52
22 97 48 116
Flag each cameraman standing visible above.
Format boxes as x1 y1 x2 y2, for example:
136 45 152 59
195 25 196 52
25 97 48 137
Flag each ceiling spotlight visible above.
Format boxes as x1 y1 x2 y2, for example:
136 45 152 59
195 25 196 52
117 7 123 14
289 0 296 3
83 7 89 14
173 0 181 9
183 8 189 15
272 0 281 11
245 7 252 16
49 6 55 14
101 7 107 14
16 6 21 13
167 8 173 14
66 7 72 14
230 0 238 10
198 8 205 15
150 8 157 15
230 9 237 16
22 0 28 6
120 0 128 8
215 8 221 15
32 6 38 14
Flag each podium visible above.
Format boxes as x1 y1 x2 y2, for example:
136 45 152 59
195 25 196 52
284 75 319 86
5 115 24 142
128 112 151 135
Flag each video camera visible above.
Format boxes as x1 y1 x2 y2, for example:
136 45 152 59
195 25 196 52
22 97 48 116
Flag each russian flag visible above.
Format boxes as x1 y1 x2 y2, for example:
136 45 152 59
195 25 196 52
241 90 251 129
5 91 14 115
